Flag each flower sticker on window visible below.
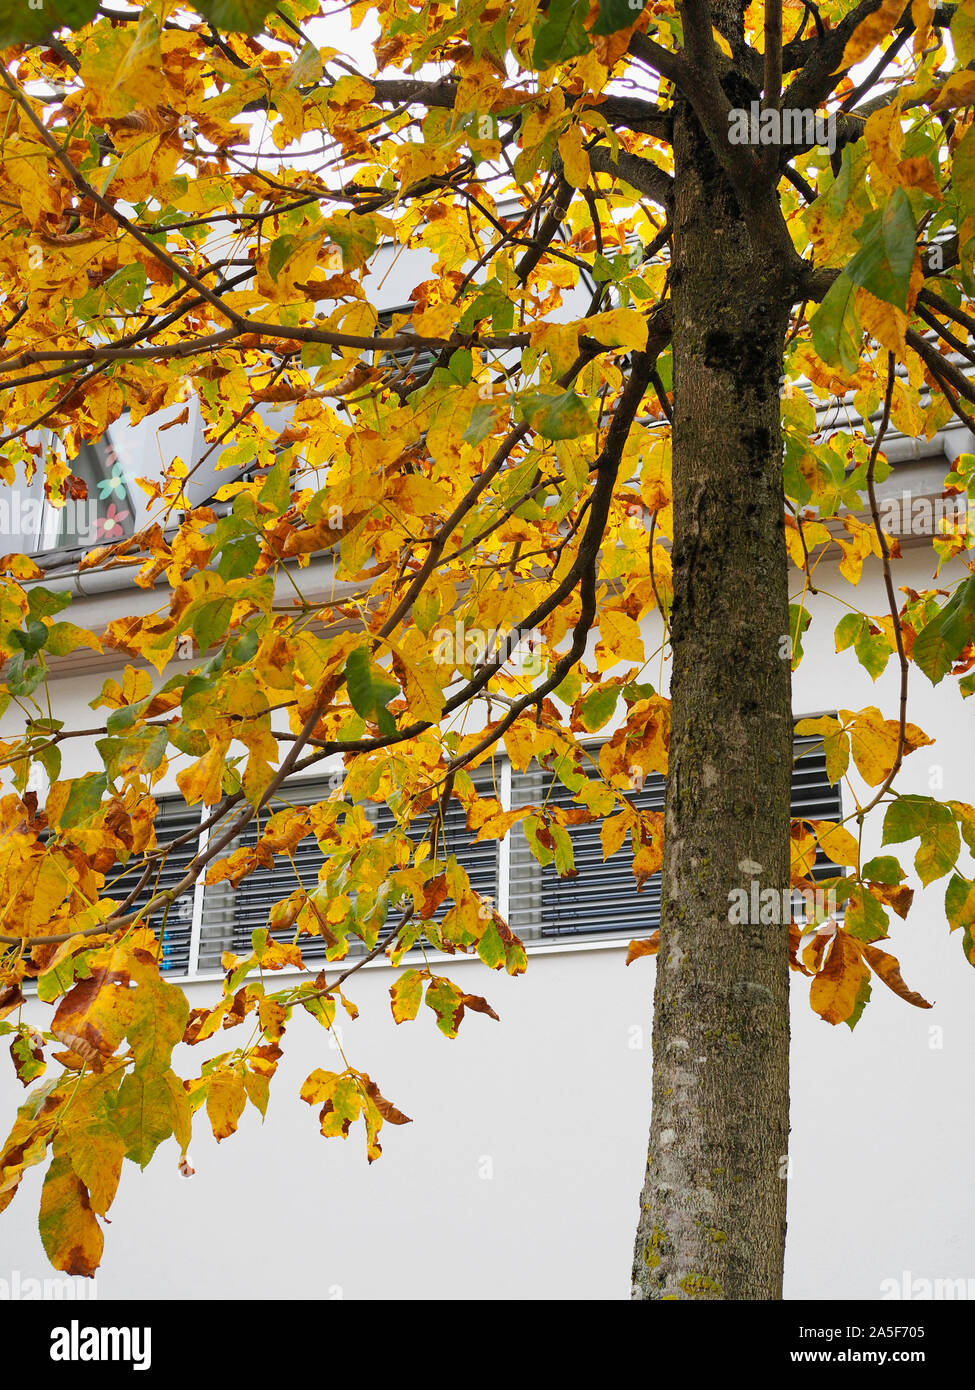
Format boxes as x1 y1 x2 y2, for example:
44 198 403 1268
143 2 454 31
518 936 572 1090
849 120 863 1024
96 504 130 540
97 460 128 501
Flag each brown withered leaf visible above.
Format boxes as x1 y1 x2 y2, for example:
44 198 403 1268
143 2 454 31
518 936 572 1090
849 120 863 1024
419 873 448 919
0 981 24 1019
866 880 915 920
626 933 660 965
159 408 189 431
859 942 933 1009
362 1076 412 1126
460 992 500 1023
788 921 812 976
50 968 135 1071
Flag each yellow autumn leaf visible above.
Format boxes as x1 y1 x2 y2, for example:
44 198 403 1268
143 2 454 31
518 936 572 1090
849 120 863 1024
587 308 650 352
412 301 464 338
840 707 900 786
840 0 907 68
206 1069 248 1142
39 1152 104 1277
601 810 631 860
529 320 581 377
595 609 645 667
790 822 818 878
911 0 933 52
809 929 871 1026
864 102 903 188
176 745 228 806
558 124 591 188
811 820 860 869
933 72 975 110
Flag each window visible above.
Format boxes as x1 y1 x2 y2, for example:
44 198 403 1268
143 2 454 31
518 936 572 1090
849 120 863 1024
104 797 202 975
91 725 842 975
377 305 438 383
2 437 136 560
507 729 843 941
198 769 498 968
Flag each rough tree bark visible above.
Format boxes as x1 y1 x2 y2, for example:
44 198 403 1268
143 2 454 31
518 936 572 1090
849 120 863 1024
631 84 797 1299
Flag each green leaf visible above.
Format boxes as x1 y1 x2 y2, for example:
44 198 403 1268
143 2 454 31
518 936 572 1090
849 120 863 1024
532 0 590 69
4 652 46 698
321 213 381 269
191 0 279 34
524 814 554 868
97 726 168 781
423 975 465 1038
447 348 473 386
809 272 861 373
862 855 904 885
517 389 593 441
551 824 575 877
912 577 975 685
103 263 147 313
845 974 873 1031
789 604 812 668
834 612 891 680
125 976 189 1077
475 919 507 970
106 696 152 736
882 795 960 886
0 0 98 46
10 621 49 658
268 234 298 281
59 773 107 830
217 535 261 581
844 887 889 943
953 125 975 221
45 622 101 657
592 0 645 34
344 647 399 737
38 1150 103 1277
27 587 73 621
258 451 292 514
464 402 505 445
577 684 619 732
844 188 916 311
114 1072 179 1168
190 596 235 654
946 873 975 931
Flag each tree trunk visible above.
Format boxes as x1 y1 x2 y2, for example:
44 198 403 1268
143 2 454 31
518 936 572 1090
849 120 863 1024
631 93 795 1300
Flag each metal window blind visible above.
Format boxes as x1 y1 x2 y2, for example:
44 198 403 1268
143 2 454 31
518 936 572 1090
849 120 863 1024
103 799 202 975
200 773 499 966
377 306 438 381
372 777 500 925
508 730 844 940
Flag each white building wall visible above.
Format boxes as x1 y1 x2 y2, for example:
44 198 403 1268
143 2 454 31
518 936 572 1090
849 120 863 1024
3 232 974 1298
2 536 974 1300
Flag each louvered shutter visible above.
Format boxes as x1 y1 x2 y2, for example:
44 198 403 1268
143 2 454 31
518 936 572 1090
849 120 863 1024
200 772 499 963
373 776 499 923
508 728 844 940
106 798 202 975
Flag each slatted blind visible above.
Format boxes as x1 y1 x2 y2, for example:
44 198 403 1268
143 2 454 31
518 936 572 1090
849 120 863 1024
104 798 202 975
373 780 499 921
508 730 844 940
199 773 499 965
377 306 438 382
